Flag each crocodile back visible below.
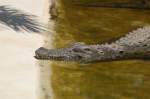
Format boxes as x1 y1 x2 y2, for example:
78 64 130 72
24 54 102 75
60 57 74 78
115 26 150 52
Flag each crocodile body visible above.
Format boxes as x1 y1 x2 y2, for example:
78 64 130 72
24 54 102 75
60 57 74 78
35 27 150 63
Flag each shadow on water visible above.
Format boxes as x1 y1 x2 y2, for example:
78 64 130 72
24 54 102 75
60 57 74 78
41 0 150 99
0 5 46 33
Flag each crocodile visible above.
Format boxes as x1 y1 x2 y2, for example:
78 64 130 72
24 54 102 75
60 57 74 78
35 26 150 63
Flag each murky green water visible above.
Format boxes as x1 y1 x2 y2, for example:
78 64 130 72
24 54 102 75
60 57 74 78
45 0 150 99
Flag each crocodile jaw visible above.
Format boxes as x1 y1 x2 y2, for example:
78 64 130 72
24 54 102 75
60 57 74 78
35 47 83 61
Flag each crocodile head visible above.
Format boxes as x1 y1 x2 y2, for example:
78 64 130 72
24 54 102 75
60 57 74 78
35 42 109 62
35 42 121 63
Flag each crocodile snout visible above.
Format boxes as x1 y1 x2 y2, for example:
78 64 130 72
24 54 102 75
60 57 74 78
34 47 49 59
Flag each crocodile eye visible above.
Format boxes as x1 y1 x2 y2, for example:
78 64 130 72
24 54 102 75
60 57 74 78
84 48 91 51
98 51 104 54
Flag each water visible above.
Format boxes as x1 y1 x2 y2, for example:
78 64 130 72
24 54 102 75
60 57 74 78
42 0 150 99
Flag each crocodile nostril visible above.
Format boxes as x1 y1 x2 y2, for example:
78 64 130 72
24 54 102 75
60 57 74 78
119 51 124 54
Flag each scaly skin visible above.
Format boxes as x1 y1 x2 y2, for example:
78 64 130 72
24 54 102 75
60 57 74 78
35 26 150 63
